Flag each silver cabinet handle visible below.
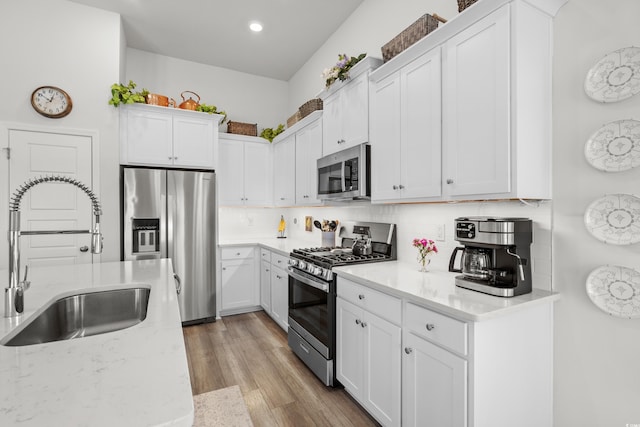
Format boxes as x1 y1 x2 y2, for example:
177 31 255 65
79 246 89 252
236 252 241 256
358 294 365 300
392 185 398 190
398 184 405 189
355 319 361 325
276 275 282 279
446 179 454 184
174 273 182 295
426 323 435 331
361 322 367 328
405 347 413 354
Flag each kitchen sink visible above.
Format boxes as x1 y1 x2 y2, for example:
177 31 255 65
1 287 151 347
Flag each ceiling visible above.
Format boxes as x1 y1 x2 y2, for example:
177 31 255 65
69 0 364 81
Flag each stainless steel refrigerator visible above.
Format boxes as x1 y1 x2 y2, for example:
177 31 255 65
121 166 216 325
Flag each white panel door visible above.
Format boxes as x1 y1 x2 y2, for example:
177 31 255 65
9 130 94 267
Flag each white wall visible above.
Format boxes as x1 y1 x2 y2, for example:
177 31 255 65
287 0 459 112
126 49 289 132
0 0 122 263
553 1 640 425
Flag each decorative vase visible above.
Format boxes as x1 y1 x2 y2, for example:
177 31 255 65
417 253 431 272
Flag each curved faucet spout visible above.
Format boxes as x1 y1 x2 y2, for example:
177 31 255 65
5 175 103 317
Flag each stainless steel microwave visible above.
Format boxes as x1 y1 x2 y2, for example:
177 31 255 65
317 143 370 201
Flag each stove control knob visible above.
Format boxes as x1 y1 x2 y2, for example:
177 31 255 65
307 264 315 274
313 266 323 276
288 259 297 267
298 261 306 270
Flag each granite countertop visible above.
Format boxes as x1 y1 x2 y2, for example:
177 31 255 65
333 261 560 322
219 236 318 257
0 259 193 427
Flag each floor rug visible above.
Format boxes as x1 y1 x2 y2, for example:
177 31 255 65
193 385 254 427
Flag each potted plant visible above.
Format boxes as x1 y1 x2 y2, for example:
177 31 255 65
260 124 285 142
108 80 149 107
196 103 227 122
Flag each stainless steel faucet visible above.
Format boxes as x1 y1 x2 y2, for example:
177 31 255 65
4 175 103 317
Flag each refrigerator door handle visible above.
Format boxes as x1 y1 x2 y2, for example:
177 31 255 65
174 273 182 295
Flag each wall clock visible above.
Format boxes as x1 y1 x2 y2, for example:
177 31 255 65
30 86 73 118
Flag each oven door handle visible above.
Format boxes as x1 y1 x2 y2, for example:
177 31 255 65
288 268 329 293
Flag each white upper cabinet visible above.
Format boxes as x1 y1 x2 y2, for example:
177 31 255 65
321 57 382 156
120 104 223 169
442 5 510 198
295 115 323 205
273 134 296 206
218 134 272 206
369 0 560 201
371 48 442 202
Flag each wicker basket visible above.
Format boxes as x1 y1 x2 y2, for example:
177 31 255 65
457 0 478 12
381 33 404 63
287 111 301 128
227 121 257 136
299 98 323 119
381 13 442 63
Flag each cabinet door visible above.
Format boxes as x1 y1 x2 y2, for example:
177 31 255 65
273 135 295 206
260 260 271 312
370 71 401 202
321 91 343 156
217 139 245 206
401 48 442 199
172 115 214 168
244 142 272 206
341 71 369 148
270 266 289 331
443 6 510 197
220 259 255 311
295 118 323 205
123 108 173 166
336 298 364 395
403 332 467 427
363 310 401 427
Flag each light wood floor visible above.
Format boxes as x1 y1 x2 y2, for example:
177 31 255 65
182 310 380 427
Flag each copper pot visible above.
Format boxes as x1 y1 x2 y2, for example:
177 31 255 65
146 93 176 107
178 91 200 110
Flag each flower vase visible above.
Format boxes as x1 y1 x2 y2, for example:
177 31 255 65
417 253 431 272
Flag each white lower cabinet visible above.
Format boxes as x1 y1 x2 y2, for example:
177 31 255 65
270 261 289 331
402 331 467 427
259 249 288 331
220 247 258 314
336 279 401 427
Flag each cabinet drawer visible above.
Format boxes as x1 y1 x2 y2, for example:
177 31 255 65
337 277 401 325
271 252 289 270
260 248 271 262
405 302 467 355
221 246 254 260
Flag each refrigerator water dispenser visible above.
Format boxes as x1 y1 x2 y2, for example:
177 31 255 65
132 218 160 254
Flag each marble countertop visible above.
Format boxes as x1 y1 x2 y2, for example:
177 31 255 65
0 259 193 427
334 261 559 322
221 238 559 322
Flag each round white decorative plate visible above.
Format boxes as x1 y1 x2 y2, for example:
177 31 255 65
584 119 640 172
586 265 640 318
584 193 640 245
584 46 640 102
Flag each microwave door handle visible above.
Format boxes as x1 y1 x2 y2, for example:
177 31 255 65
341 162 346 192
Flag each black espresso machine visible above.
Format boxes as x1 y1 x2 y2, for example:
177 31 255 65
449 217 533 297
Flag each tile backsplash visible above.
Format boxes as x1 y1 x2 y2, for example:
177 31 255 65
219 200 552 291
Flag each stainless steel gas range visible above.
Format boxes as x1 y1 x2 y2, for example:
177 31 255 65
287 221 397 386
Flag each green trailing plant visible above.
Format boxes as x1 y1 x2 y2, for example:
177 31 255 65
260 124 285 142
196 103 227 122
108 80 148 107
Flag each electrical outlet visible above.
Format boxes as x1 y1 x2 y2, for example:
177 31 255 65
436 224 445 241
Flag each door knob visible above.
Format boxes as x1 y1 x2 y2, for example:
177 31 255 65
79 246 89 252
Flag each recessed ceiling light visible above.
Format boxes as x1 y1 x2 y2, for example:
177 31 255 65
249 22 263 32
